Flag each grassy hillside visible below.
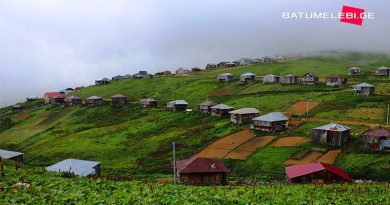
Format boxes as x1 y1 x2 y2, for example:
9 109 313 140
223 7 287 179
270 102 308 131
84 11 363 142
0 52 389 180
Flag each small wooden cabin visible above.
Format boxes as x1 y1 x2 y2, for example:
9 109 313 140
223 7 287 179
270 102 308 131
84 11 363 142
111 94 128 107
44 92 61 104
198 101 218 114
95 78 110 85
217 73 235 82
191 67 202 72
362 128 390 151
325 75 347 86
311 123 350 147
251 112 288 131
223 63 236 68
263 74 280 83
176 157 229 185
167 100 188 111
64 96 82 106
51 94 67 105
210 104 234 117
353 83 375 96
86 96 104 107
0 149 24 163
375 66 390 76
240 73 256 84
46 159 101 177
348 67 361 76
300 73 318 86
281 74 298 85
140 98 158 107
285 163 352 184
229 108 260 125
206 64 217 69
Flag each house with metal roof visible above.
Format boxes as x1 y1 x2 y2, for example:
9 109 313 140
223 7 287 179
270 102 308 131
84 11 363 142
26 96 39 102
353 83 375 96
362 128 390 151
205 63 217 69
348 67 361 76
326 75 347 86
176 157 229 185
299 73 318 86
0 149 24 163
198 101 218 114
281 74 298 85
375 66 390 76
285 162 352 184
263 74 280 83
46 159 100 177
86 96 104 107
44 92 62 104
240 73 256 84
311 123 350 147
210 104 234 117
223 62 236 68
167 100 188 111
217 73 235 82
139 98 158 108
251 112 288 131
112 75 124 81
95 78 110 85
229 108 260 124
51 94 67 105
111 94 128 107
64 96 82 106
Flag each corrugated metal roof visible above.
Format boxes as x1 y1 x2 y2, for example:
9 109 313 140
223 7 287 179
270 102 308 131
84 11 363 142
210 103 234 110
363 128 390 138
140 98 157 103
65 96 81 100
313 123 350 132
45 92 62 98
176 158 229 174
86 96 103 100
229 108 260 114
0 149 23 159
199 101 218 106
264 74 279 77
169 100 188 105
285 162 352 182
354 83 374 88
218 73 234 76
253 112 288 122
46 159 100 177
112 94 127 98
241 72 255 76
377 66 390 70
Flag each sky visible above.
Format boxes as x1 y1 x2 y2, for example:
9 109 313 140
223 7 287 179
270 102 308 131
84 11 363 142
0 0 390 106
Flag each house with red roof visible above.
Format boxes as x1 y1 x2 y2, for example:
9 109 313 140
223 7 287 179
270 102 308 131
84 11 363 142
44 92 62 104
285 162 352 184
362 128 390 151
176 157 229 185
311 123 350 147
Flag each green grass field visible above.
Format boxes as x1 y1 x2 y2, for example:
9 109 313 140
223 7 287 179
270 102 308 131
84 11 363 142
0 52 389 180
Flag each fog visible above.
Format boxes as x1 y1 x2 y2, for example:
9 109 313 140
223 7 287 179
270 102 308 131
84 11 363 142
0 0 389 106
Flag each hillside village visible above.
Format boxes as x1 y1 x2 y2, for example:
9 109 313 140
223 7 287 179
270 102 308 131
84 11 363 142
0 52 390 185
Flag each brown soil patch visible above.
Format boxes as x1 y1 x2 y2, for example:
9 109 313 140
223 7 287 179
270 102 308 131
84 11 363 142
289 119 304 127
287 101 320 115
284 151 323 166
316 150 341 164
14 111 31 121
224 150 253 160
224 136 276 160
208 130 255 150
195 148 232 159
271 136 309 147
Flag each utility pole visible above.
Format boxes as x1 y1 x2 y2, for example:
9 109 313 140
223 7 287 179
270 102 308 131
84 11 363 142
172 141 176 184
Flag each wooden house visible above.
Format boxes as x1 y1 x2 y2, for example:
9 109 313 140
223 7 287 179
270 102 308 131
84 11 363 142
263 74 280 83
133 71 152 79
299 73 318 86
217 62 229 67
375 66 390 76
206 63 217 69
191 67 202 72
26 96 39 102
111 94 128 107
353 83 375 96
112 75 124 81
210 104 234 117
0 149 24 163
251 112 288 131
46 159 100 177
12 105 24 112
44 92 61 104
140 98 158 107
285 163 352 184
51 94 67 105
176 157 229 185
362 128 390 151
86 96 104 107
281 74 298 85
348 67 361 76
224 63 237 68
311 123 350 147
240 73 256 84
229 108 260 125
167 100 188 111
64 96 82 106
198 101 218 114
175 68 191 75
95 78 110 85
217 73 235 82
325 75 347 86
